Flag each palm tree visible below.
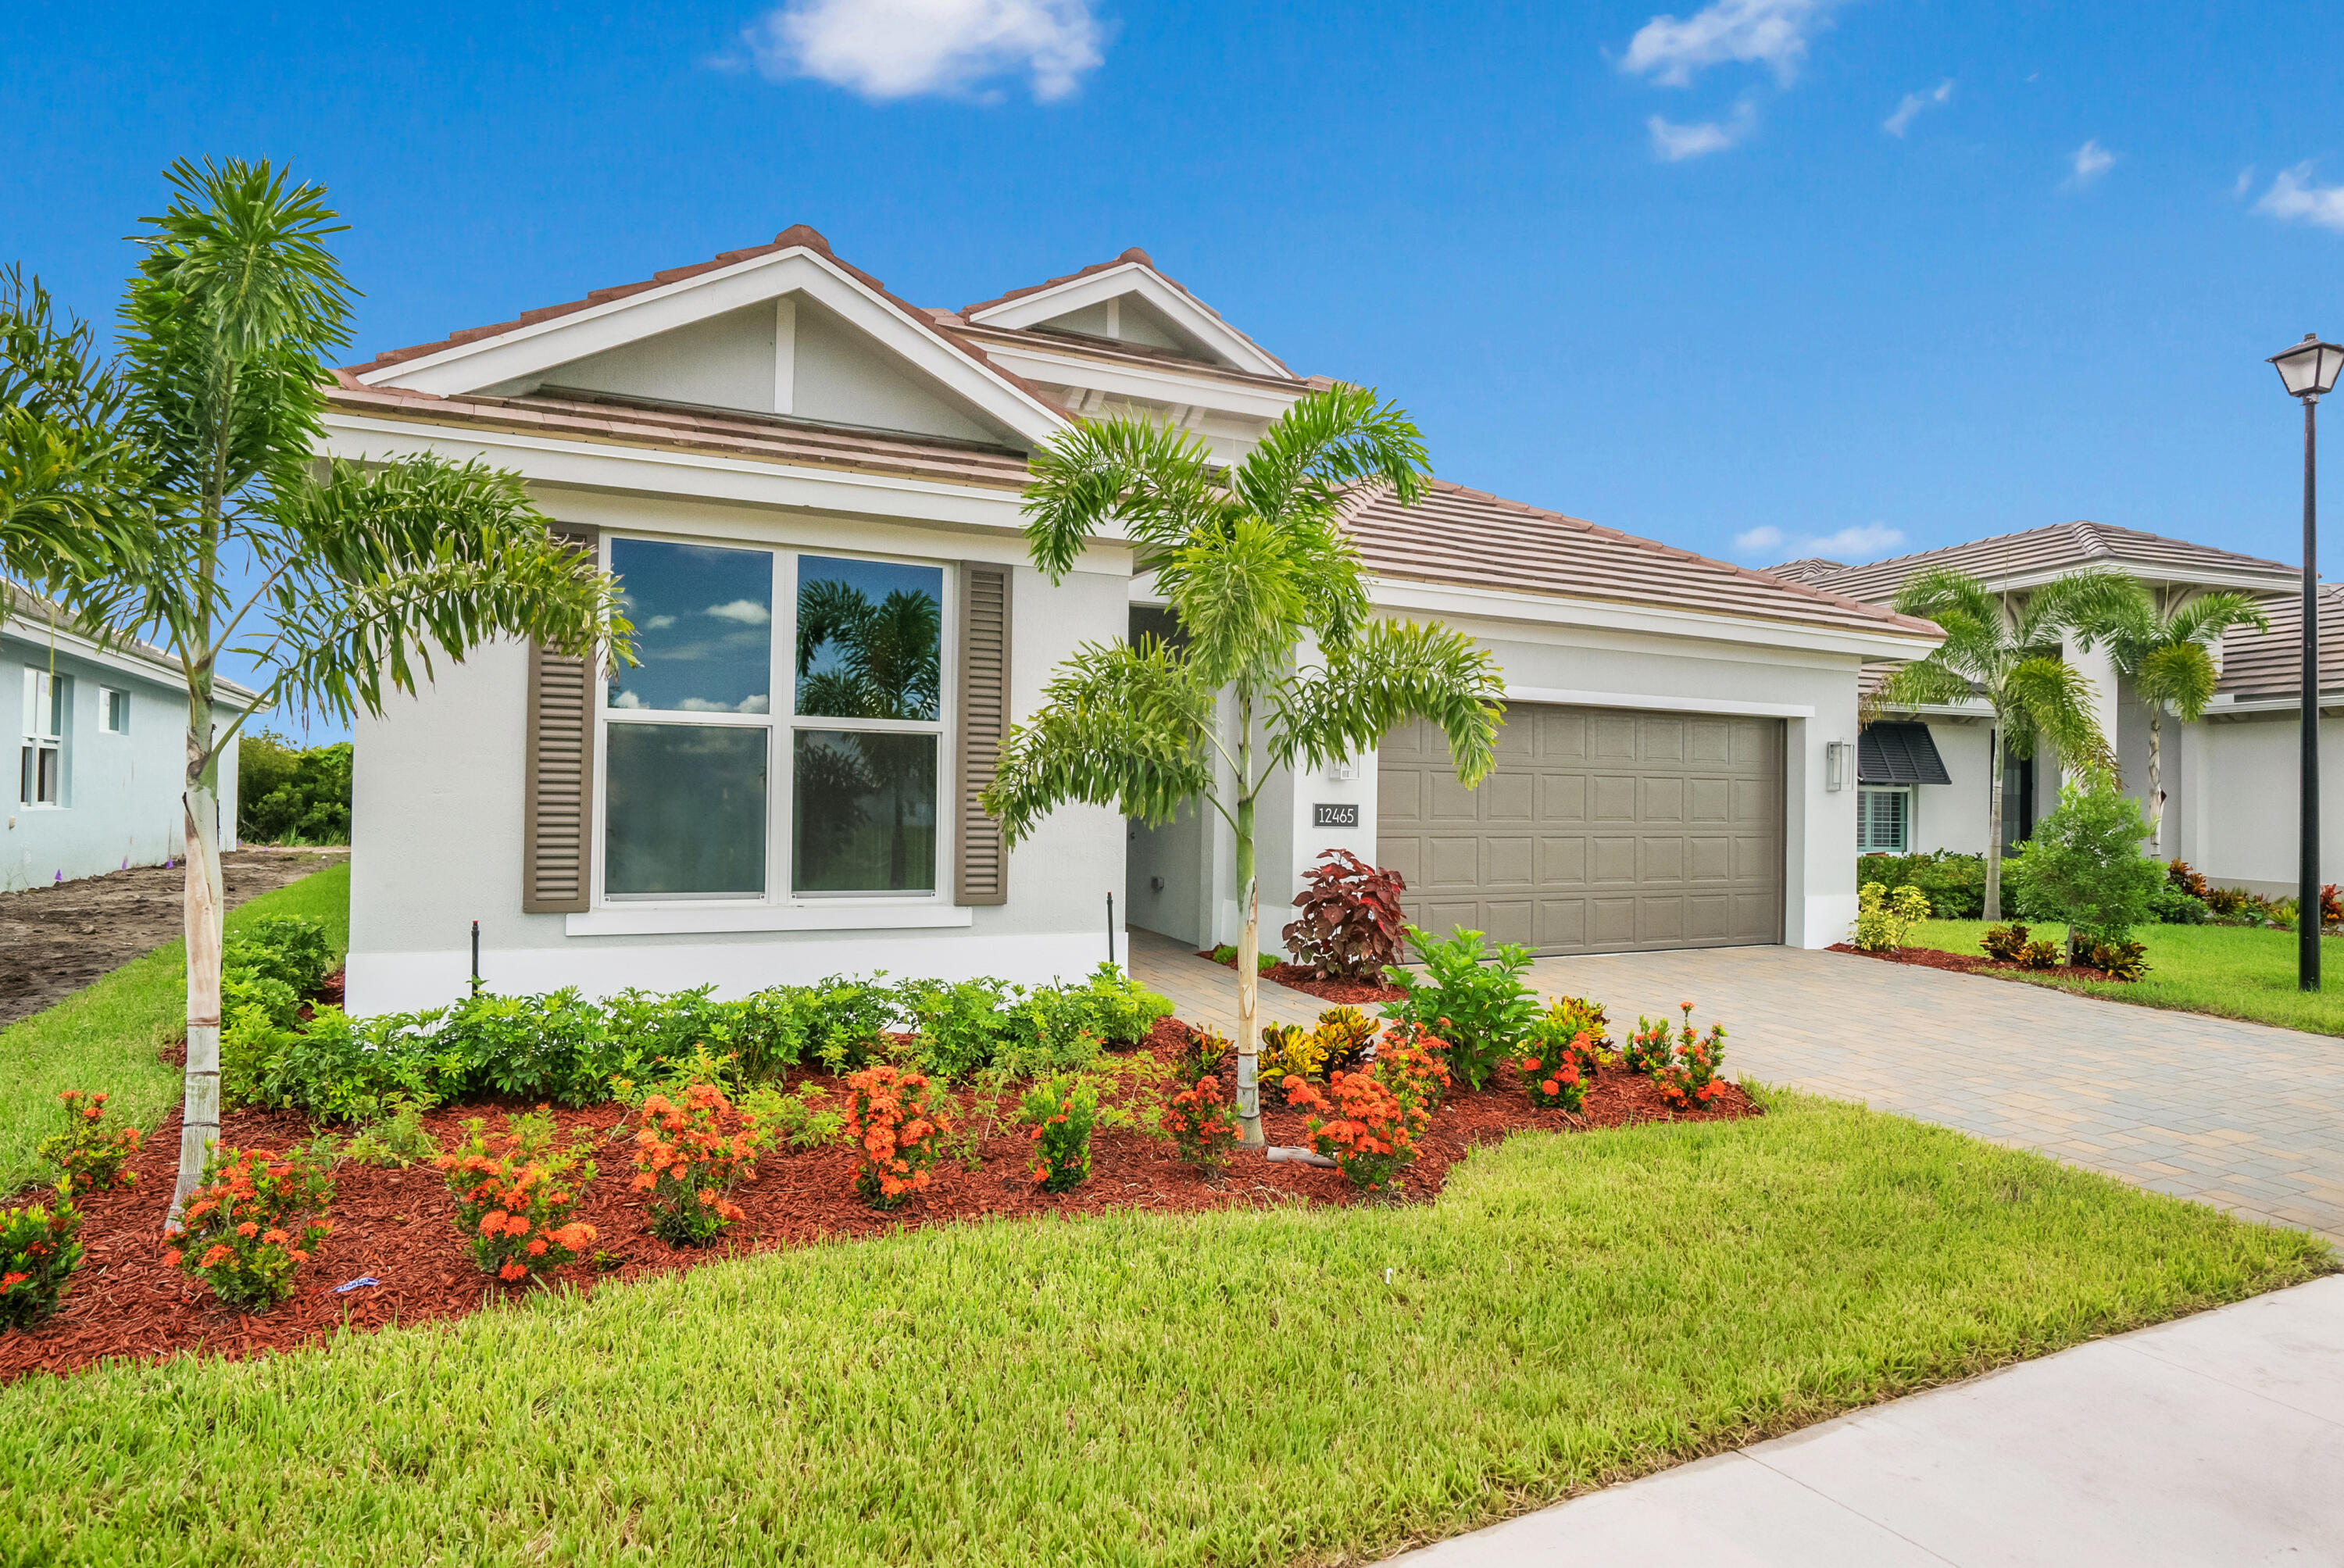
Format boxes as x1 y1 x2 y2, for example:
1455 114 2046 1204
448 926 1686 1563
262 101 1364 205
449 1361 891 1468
983 387 1505 1147
2063 579 2269 856
0 159 628 1216
1878 567 2116 920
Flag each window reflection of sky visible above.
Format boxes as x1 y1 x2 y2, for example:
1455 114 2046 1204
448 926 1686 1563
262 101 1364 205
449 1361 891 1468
607 540 774 714
796 555 943 720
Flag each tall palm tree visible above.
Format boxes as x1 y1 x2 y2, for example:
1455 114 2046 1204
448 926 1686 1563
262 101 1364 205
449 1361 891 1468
984 386 1505 1147
1879 567 2117 920
2064 580 2269 855
2 159 628 1216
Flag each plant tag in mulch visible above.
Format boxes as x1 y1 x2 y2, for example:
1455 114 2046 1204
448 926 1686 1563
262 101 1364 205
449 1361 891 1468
332 1277 381 1294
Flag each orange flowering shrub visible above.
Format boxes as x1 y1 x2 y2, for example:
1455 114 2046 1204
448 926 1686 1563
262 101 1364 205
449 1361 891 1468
1518 1038 1588 1113
38 1090 142 1191
1635 1002 1729 1113
434 1109 598 1282
1281 1069 1429 1193
0 1190 84 1329
1019 1074 1099 1192
163 1141 334 1310
843 1066 948 1209
1163 1075 1238 1171
631 1084 766 1246
1370 1024 1452 1119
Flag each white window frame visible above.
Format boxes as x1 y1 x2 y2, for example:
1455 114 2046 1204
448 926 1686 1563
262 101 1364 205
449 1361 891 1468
1856 784 1912 854
102 686 130 734
20 667 66 809
591 535 955 912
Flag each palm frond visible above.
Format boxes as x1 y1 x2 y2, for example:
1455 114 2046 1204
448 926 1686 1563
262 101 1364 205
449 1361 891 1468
1270 619 1505 787
1019 416 1215 582
2002 654 2114 773
1228 384 1429 528
1868 659 1977 721
2164 589 2271 649
2134 641 2219 721
980 638 1216 842
2025 570 2151 655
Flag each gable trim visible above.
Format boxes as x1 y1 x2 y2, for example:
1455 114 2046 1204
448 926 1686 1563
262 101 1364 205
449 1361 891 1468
964 261 1292 380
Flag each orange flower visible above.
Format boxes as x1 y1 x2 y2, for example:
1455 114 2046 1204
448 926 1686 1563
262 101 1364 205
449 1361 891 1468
235 1220 259 1239
160 1249 180 1269
290 1250 310 1263
262 1228 289 1245
499 1262 527 1280
527 1238 548 1256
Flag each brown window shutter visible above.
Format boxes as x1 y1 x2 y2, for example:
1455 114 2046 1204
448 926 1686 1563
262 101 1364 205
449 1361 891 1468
522 526 599 914
954 560 1012 906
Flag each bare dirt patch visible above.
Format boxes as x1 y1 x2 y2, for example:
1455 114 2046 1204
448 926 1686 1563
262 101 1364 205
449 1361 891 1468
0 850 345 1028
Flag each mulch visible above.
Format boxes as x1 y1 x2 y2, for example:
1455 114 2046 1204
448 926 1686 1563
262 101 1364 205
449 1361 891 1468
1196 952 1405 1005
1828 942 2136 983
0 1017 1756 1381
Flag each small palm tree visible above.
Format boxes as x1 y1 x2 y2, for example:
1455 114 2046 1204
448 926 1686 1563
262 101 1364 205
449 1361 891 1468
0 160 628 1216
1879 568 2116 920
983 387 1505 1147
2064 580 2269 855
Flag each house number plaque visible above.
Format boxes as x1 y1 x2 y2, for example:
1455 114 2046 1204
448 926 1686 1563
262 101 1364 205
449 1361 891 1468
1313 803 1360 828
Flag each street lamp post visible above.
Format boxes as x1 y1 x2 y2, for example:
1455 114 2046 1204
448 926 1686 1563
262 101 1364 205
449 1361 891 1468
2268 333 2344 992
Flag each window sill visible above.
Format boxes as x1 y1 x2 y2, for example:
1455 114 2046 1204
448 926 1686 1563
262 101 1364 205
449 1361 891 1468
564 902 974 937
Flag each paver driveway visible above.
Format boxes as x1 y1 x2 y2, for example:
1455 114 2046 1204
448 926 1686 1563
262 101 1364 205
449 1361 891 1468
1524 945 2344 1241
1128 929 2344 1239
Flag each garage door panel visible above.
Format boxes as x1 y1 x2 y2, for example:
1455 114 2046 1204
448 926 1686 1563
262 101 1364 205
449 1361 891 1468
1380 706 1781 956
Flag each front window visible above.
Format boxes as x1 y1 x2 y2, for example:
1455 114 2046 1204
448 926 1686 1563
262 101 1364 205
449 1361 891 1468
20 669 64 807
103 688 129 734
1856 786 1910 854
600 540 945 902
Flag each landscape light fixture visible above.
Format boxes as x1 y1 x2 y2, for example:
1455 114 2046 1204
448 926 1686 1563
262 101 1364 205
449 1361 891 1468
2268 333 2343 992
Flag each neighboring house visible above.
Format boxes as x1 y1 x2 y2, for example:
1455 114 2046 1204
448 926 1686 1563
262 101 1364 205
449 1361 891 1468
2 591 251 891
323 226 1938 1015
1772 523 2311 888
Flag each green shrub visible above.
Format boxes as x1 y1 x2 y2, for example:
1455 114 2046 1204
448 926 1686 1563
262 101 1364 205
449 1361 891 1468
37 1090 142 1192
1020 1073 1099 1192
435 988 615 1106
1981 923 2031 963
2006 773 2164 945
740 1083 845 1150
2150 886 2209 924
0 1193 84 1330
1854 849 1987 918
1850 882 1932 952
900 978 1012 1080
1210 944 1278 973
258 1008 447 1123
236 732 352 845
344 1098 439 1168
1380 926 1537 1091
223 916 338 996
1068 964 1175 1047
799 975 897 1071
2087 938 2149 981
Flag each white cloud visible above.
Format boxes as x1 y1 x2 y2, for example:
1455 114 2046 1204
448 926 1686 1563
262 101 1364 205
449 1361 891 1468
610 690 646 709
1649 98 1759 161
1732 522 1906 563
2256 163 2344 233
2234 166 2256 199
679 695 774 713
2068 139 2115 187
1883 79 1953 138
741 0 1105 103
704 599 773 625
641 614 677 631
1620 0 1835 88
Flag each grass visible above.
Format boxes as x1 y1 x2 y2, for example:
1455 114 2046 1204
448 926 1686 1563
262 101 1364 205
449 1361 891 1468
0 862 349 1195
1904 917 2344 1036
0 1085 2327 1566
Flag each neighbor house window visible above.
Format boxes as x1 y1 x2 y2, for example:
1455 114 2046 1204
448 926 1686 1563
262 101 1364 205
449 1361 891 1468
1856 786 1910 853
20 669 65 806
599 541 946 902
102 688 129 734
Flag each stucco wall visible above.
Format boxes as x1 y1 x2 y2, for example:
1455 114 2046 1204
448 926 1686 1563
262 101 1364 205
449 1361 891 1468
2 637 239 892
2189 710 2344 892
1903 720 1993 856
348 516 1129 1015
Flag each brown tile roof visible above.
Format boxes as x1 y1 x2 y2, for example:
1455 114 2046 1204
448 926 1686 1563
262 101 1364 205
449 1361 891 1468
1785 520 2296 602
1762 557 1848 584
954 248 1294 376
2218 584 2342 702
345 225 1058 409
323 380 1035 490
1342 483 1942 642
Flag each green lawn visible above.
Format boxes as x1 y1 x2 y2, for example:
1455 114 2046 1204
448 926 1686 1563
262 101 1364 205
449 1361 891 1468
0 1086 2327 1566
1905 917 2344 1036
0 863 349 1195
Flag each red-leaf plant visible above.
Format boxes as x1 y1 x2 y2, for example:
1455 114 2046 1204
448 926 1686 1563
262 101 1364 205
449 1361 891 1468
843 1066 949 1209
1282 849 1410 980
434 1109 599 1283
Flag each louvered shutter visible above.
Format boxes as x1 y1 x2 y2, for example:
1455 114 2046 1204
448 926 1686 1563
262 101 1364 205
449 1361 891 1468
954 561 1012 905
522 527 599 914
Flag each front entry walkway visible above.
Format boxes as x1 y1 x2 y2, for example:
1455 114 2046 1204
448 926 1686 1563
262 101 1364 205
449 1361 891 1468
1520 945 2344 1241
1385 1273 2344 1567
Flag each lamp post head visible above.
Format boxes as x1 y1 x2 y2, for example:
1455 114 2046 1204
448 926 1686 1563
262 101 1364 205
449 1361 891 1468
2271 333 2344 400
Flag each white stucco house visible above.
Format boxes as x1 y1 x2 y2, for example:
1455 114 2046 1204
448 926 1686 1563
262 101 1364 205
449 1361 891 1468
1774 523 2322 891
3 591 249 891
322 226 1941 1015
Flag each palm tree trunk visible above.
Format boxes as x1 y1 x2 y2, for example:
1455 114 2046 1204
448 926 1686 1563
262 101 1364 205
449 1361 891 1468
1235 793 1263 1148
171 675 224 1221
1985 726 2006 923
2147 708 2164 859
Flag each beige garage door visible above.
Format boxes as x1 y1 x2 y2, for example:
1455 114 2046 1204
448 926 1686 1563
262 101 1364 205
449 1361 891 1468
1377 704 1784 955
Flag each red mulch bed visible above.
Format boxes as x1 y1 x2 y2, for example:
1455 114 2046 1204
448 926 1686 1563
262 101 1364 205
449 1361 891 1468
0 1018 1754 1382
1197 952 1404 1005
1828 943 2135 983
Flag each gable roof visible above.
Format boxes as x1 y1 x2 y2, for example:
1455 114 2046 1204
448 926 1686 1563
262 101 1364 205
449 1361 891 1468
1778 520 2297 602
2218 583 2344 703
1761 557 1848 584
954 248 1294 378
1342 483 1942 643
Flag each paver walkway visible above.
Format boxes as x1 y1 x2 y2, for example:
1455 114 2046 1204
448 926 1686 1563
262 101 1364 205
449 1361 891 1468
1383 1273 2344 1566
1517 945 2344 1240
1126 927 1327 1038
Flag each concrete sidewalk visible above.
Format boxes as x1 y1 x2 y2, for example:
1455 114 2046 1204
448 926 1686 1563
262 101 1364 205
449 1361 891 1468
1383 1274 2344 1567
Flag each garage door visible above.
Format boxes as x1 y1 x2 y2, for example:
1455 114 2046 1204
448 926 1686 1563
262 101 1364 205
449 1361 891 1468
1376 704 1783 955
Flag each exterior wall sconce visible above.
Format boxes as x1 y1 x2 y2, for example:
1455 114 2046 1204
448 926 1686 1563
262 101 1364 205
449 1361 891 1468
1825 741 1853 792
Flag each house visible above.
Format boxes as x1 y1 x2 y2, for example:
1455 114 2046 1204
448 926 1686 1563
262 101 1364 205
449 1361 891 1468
1773 523 2318 891
323 227 1940 1015
3 591 251 891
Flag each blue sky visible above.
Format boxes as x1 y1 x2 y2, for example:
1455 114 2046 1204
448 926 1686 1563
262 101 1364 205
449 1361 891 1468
6 0 2344 736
